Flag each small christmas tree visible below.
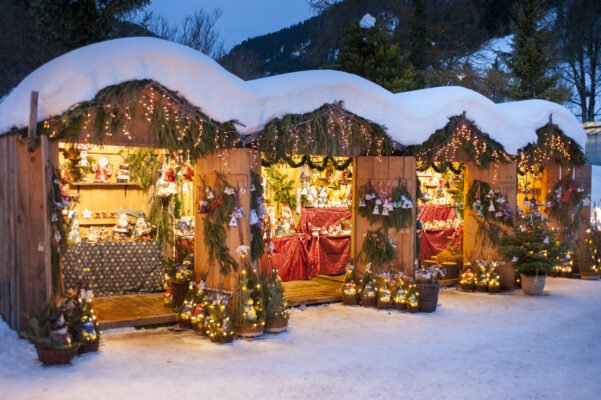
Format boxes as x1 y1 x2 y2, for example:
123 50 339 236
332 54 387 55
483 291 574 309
233 250 266 331
359 264 377 307
393 278 407 310
204 295 234 343
500 209 562 277
67 211 81 244
341 264 358 305
66 288 100 352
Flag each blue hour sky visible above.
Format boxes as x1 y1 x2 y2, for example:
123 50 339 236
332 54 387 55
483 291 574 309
146 0 314 50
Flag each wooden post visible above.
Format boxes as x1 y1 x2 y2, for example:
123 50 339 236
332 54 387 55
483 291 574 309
26 91 39 151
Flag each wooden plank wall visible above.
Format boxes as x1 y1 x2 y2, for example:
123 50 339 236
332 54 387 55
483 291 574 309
194 149 253 291
354 156 416 275
0 134 53 330
463 161 517 262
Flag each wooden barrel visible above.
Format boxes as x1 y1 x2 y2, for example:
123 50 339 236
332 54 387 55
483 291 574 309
265 318 288 333
416 282 439 313
233 323 264 338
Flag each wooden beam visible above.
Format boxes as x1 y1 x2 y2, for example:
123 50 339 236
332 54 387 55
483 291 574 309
26 91 38 150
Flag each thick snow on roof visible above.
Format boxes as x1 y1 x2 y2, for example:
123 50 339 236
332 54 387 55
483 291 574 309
0 37 585 153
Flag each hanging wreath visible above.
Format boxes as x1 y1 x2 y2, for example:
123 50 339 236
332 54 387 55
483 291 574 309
545 178 588 232
261 155 353 172
357 180 413 232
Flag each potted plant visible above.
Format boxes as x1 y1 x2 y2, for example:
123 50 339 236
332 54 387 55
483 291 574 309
376 276 393 309
203 294 234 343
459 264 476 292
262 266 289 333
177 281 197 329
500 209 562 295
359 264 377 307
392 277 407 310
475 261 489 292
233 267 266 338
21 305 80 366
64 287 101 354
341 264 359 305
487 262 502 293
405 282 419 313
415 264 445 312
166 257 193 308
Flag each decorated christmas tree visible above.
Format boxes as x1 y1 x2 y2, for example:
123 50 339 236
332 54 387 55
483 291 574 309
204 295 234 343
500 209 562 277
341 264 359 304
65 287 100 352
233 250 266 331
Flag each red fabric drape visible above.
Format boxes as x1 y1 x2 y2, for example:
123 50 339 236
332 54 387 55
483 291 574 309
418 204 456 223
298 207 352 234
418 227 456 261
307 236 351 279
264 236 310 282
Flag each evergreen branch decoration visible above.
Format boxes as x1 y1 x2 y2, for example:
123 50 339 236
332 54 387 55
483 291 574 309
250 170 264 262
359 231 397 274
545 178 587 232
255 103 394 161
466 180 514 227
517 122 585 172
261 155 353 171
417 161 464 175
411 115 512 169
120 148 161 189
264 166 297 211
201 175 238 275
357 180 413 232
39 80 239 160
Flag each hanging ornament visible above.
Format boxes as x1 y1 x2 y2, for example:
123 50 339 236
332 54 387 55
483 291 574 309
250 184 256 192
240 186 247 194
488 200 495 212
381 207 390 216
543 236 549 244
359 197 366 207
477 208 484 218
512 256 519 262
198 200 209 214
249 209 259 225
372 204 380 215
236 207 244 219
375 198 382 206
229 214 238 227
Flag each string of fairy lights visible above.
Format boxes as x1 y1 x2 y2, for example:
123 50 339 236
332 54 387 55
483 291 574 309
39 80 580 170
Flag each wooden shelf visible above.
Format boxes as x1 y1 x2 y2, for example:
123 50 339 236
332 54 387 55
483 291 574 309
70 182 140 187
79 218 117 226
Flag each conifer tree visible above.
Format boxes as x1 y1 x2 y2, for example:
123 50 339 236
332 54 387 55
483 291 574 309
409 0 428 88
330 20 415 93
503 0 570 103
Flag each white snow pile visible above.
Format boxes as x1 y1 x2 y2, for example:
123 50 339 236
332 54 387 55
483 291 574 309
359 13 376 29
1 278 600 399
0 37 585 154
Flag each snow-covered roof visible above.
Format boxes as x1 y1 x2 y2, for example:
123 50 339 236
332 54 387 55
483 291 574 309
0 37 585 154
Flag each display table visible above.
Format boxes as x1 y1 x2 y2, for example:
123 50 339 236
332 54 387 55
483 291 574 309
268 235 310 282
307 235 350 278
418 227 457 261
418 204 456 223
298 207 351 234
62 241 164 297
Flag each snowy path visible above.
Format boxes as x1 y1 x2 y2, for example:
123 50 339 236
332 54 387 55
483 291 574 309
1 278 600 400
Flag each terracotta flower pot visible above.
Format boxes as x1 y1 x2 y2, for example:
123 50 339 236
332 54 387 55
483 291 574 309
265 318 288 333
520 274 546 296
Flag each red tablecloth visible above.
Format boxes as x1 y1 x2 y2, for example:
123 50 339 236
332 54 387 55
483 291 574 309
307 235 351 279
418 204 456 223
418 227 456 261
263 234 350 281
298 207 351 234
175 237 194 261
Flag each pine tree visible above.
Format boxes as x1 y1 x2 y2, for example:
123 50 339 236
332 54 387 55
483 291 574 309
409 0 428 88
503 0 570 103
330 20 415 93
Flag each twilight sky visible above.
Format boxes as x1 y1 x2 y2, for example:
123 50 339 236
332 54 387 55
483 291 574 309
146 0 314 50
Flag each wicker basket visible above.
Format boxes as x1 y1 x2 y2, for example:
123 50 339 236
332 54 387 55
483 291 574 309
233 322 264 338
36 345 80 366
77 339 100 354
406 304 419 313
377 300 392 310
170 280 190 308
560 271 572 278
265 318 288 333
476 284 488 292
459 282 475 292
342 294 358 305
416 282 439 313
580 272 601 280
361 296 377 308
393 302 406 311
488 285 501 294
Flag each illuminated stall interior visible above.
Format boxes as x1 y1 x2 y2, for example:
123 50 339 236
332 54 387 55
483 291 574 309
417 163 464 279
260 156 353 282
58 142 196 298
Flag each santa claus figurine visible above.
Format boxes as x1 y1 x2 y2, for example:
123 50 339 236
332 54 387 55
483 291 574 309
93 156 112 183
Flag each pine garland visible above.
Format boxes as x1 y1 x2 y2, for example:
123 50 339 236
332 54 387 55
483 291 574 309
357 180 413 232
359 231 397 274
255 103 394 161
120 148 161 190
518 122 585 171
466 180 513 227
417 161 465 175
411 115 512 169
262 155 353 171
545 178 587 232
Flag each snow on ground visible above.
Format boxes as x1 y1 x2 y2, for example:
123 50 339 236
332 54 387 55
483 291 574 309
1 278 600 399
0 37 585 154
